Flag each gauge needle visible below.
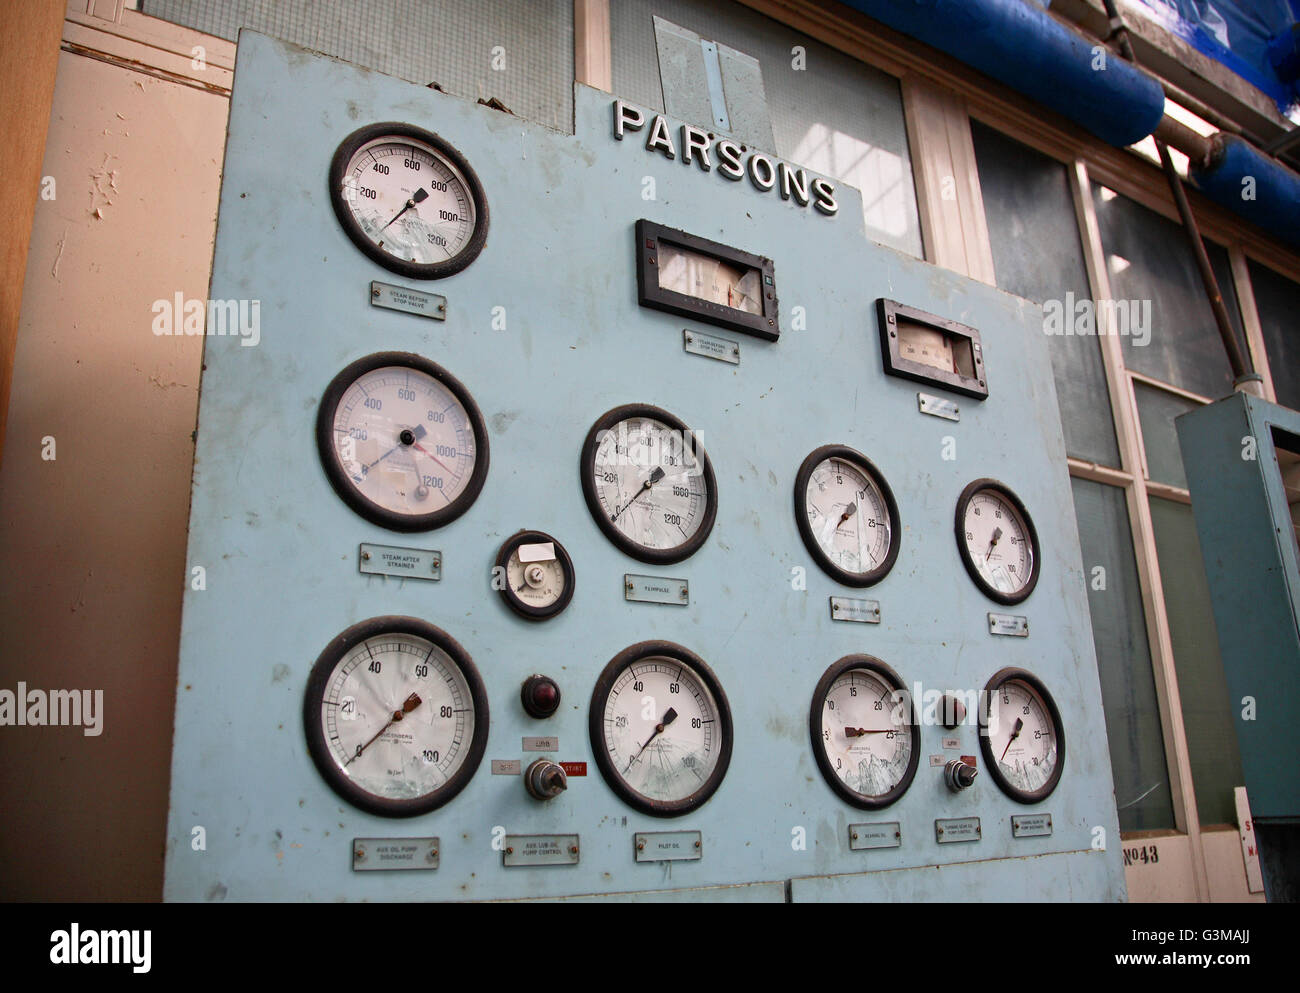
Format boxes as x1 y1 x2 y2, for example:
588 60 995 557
1000 717 1024 761
984 526 1003 563
624 707 677 773
363 423 429 473
345 692 422 767
612 466 665 523
380 187 429 231
410 439 454 475
844 726 894 737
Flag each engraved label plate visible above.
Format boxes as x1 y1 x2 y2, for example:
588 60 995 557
359 543 441 581
624 574 689 606
1011 813 1053 838
634 830 702 863
988 612 1029 637
683 328 740 365
352 838 439 871
935 817 982 844
942 736 961 749
829 596 881 623
848 822 901 851
522 736 559 752
370 281 447 320
503 834 580 867
929 754 946 768
918 392 960 421
491 759 521 775
517 542 555 563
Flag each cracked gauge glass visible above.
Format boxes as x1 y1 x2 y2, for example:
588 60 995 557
589 642 733 817
795 445 901 587
980 668 1064 803
810 655 919 809
317 352 488 532
955 478 1041 604
303 616 489 817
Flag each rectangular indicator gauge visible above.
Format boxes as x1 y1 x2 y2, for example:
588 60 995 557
637 219 778 341
878 299 988 400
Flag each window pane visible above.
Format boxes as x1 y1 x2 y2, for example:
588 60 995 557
1070 477 1175 831
972 121 1120 467
1248 260 1300 412
1134 382 1200 489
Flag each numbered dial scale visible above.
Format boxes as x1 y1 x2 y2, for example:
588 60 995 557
589 641 733 817
954 478 1041 604
809 656 920 809
494 530 575 621
303 616 489 817
979 668 1065 803
580 404 718 564
794 446 901 587
316 352 489 532
329 122 489 280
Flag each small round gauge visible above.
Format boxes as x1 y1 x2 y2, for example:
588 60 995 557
329 122 489 280
810 655 919 809
494 530 575 621
954 478 1041 604
980 668 1064 803
794 445 901 586
580 404 718 565
303 616 489 817
316 352 489 532
589 641 733 817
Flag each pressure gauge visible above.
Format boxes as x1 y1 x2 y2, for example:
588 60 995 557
580 404 718 564
329 122 488 279
494 530 575 621
303 616 489 817
589 641 733 817
980 668 1064 803
317 352 489 532
810 655 919 809
795 445 901 586
954 478 1041 604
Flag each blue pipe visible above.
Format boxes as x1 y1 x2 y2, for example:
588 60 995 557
1191 134 1300 250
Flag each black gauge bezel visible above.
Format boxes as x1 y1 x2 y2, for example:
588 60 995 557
494 530 576 621
794 445 902 587
302 615 489 818
589 641 733 818
809 655 920 810
328 121 489 280
954 478 1041 605
579 403 718 565
979 667 1065 804
316 351 490 533
877 298 988 400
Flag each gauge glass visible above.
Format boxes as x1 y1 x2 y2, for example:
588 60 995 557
658 244 761 315
956 479 1040 604
796 446 899 586
496 531 574 620
981 669 1064 802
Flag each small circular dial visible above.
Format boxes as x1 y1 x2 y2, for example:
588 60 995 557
980 668 1064 803
795 446 901 586
589 642 733 817
329 122 488 279
495 530 575 621
317 352 488 532
303 617 489 816
955 479 1040 604
580 404 718 564
810 656 919 809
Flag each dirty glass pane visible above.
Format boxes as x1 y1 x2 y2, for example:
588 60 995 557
1248 259 1300 412
1134 382 1201 489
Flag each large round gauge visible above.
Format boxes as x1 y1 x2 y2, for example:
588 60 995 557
794 445 901 587
810 655 919 809
317 352 489 532
589 641 733 817
954 478 1041 604
979 668 1064 803
303 616 489 817
494 530 575 621
329 122 488 280
580 404 718 564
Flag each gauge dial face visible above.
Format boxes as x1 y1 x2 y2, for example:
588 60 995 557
589 642 733 816
810 656 919 809
317 352 488 532
795 446 901 586
657 244 762 315
495 530 575 621
955 479 1040 604
980 669 1064 803
329 122 488 279
580 404 718 564
303 617 488 816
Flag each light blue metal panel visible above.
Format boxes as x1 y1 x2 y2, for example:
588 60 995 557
164 32 1125 902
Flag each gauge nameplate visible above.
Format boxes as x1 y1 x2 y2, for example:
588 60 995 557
490 759 521 775
633 831 702 863
352 837 439 871
522 736 559 752
795 445 902 588
988 612 1029 637
358 543 441 581
683 328 740 365
917 392 960 421
848 822 901 851
935 817 982 844
502 834 580 867
624 574 689 606
829 596 881 624
637 219 778 341
1011 813 1054 838
369 281 447 320
878 298 988 400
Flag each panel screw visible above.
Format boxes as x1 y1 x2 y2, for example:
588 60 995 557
371 287 380 297
832 603 840 611
694 840 701 848
679 588 688 599
432 558 440 568
732 347 739 356
851 831 858 840
626 581 634 592
354 848 366 861
649 257 656 265
685 334 693 343
361 552 371 561
570 845 579 854
428 850 438 861
506 846 514 855
637 841 645 851
887 313 895 323
895 831 901 838
937 826 944 835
